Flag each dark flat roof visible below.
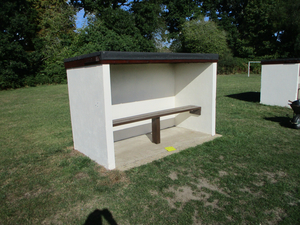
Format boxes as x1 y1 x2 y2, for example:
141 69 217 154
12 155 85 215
64 51 219 69
261 58 300 65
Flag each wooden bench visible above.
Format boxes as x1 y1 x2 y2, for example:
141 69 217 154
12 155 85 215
113 105 201 144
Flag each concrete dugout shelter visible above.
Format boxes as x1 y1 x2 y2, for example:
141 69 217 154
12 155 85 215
260 59 300 107
64 51 219 170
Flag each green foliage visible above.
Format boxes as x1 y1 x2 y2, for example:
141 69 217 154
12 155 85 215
0 0 42 89
0 0 77 89
181 17 229 55
36 0 77 84
161 0 202 40
72 0 127 14
70 0 159 53
160 0 204 51
217 56 248 75
200 0 243 54
202 0 281 58
99 7 156 51
130 0 164 41
235 0 278 58
2 0 300 89
75 20 137 54
275 0 300 57
178 16 248 75
74 12 156 54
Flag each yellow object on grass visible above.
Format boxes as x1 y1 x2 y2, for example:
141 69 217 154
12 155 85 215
165 146 176 152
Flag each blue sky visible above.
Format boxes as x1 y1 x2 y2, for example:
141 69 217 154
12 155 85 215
76 9 87 29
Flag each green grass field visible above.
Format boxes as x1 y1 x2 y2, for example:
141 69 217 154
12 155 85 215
1 74 299 224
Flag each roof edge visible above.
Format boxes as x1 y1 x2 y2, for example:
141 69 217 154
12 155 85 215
261 58 300 65
64 51 219 69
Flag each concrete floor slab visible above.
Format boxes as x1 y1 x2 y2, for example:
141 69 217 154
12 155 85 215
114 127 221 171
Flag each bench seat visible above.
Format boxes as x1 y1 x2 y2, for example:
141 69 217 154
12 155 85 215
113 105 201 144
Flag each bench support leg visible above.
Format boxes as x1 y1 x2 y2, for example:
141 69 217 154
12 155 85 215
152 117 160 144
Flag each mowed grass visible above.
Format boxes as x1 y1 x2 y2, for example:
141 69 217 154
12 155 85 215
0 74 300 224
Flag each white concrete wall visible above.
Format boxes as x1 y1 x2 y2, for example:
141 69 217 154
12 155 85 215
67 65 115 169
66 61 217 169
111 63 217 141
111 64 176 141
260 64 300 107
174 63 217 135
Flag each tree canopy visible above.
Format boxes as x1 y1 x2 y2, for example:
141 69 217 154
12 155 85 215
181 17 229 55
1 0 299 89
0 0 41 88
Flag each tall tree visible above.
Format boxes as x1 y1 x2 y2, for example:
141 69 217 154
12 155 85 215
74 13 156 53
275 0 300 57
202 0 282 58
33 0 77 83
0 0 41 89
202 0 245 53
236 0 278 58
70 0 158 52
130 0 164 41
162 0 202 39
181 16 229 55
160 0 204 52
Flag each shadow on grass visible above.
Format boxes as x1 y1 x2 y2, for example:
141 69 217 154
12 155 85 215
264 116 292 128
84 208 118 225
227 92 260 102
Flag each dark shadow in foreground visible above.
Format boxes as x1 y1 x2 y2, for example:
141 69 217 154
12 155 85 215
264 116 292 128
227 92 260 103
84 209 118 225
